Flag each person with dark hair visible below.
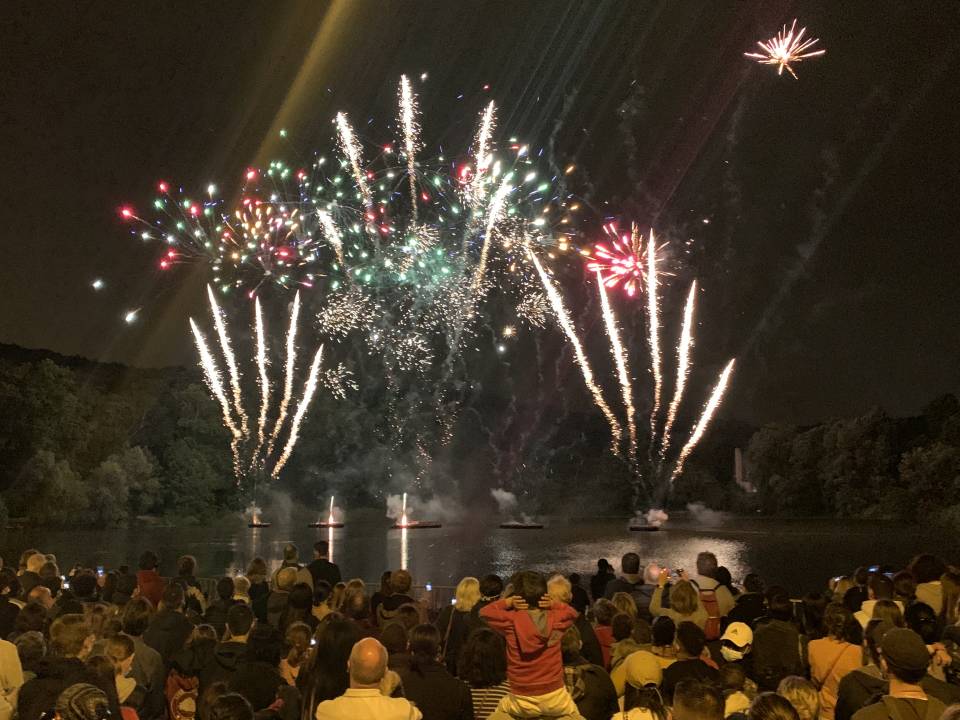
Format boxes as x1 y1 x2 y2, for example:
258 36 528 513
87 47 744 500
800 593 829 641
121 598 166 720
201 604 254 691
381 622 410 674
229 624 286 711
204 578 238 638
136 552 163 610
591 560 616 603
605 553 656 622
177 556 206 617
170 624 219 690
909 555 947 616
18 615 119 720
306 542 341 591
314 638 421 720
661 622 720 704
748 693 801 720
651 616 678 669
851 628 947 720
296 617 360 718
11 602 49 641
560 625 617 720
311 581 333 625
892 573 916 608
809 604 862 720
854 576 902 630
208 692 254 720
457 627 509 718
377 570 416 626
282 583 317 634
547 574 604 668
54 683 112 720
0 569 22 639
673 680 724 720
716 568 739 598
15 631 46 681
369 572 393 622
592 598 618 670
479 570 580 718
245 559 270 625
397 624 472 720
143 581 194 663
476 574 504 614
341 587 378 639
568 574 591 616
751 588 803 691
610 615 649 672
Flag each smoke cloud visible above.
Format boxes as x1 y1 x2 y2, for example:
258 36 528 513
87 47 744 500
490 488 518 514
686 501 726 526
385 493 464 522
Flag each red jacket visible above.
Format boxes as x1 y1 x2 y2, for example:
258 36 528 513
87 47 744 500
480 598 578 696
137 569 165 609
594 625 614 670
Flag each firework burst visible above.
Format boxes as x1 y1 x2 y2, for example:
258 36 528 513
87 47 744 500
745 19 825 79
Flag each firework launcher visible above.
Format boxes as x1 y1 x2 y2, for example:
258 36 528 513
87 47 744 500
390 493 442 529
309 496 344 528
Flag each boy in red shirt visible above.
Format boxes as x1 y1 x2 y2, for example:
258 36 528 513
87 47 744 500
480 570 584 719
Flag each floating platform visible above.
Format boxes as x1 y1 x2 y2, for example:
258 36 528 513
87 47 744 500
499 522 544 529
391 521 442 529
248 522 272 529
629 525 661 532
308 522 344 528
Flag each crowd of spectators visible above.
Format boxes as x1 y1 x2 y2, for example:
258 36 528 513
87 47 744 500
0 541 958 720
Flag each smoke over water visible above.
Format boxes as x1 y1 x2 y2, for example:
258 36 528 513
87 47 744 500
633 508 669 527
686 501 726 526
385 493 463 522
490 488 518 514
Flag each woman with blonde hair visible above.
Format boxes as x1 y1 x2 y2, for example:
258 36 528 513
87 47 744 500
612 592 639 620
778 676 820 720
650 573 708 630
436 576 482 674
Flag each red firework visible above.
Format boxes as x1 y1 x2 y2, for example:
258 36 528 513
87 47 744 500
583 222 648 298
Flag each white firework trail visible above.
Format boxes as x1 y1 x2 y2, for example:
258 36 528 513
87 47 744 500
646 231 662 448
398 75 421 223
253 297 270 463
272 344 324 478
596 269 637 462
328 495 335 524
316 209 344 266
266 291 301 457
661 280 697 457
189 318 242 476
469 101 497 215
206 285 249 440
335 112 372 214
471 177 513 295
529 249 622 451
670 359 736 482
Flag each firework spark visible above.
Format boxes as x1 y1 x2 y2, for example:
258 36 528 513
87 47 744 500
469 101 497 218
335 111 372 213
647 231 662 448
189 318 242 474
670 359 736 482
585 223 648 298
398 75 421 223
660 281 697 457
596 269 637 461
253 297 270 463
530 249 622 451
267 291 301 458
272 345 324 477
745 19 825 79
471 177 514 296
207 286 249 440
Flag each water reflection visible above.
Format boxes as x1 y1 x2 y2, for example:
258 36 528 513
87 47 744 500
4 517 955 593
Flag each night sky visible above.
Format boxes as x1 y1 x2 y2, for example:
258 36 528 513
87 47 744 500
2 1 960 427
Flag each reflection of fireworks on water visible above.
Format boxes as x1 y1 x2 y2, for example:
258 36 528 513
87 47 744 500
532 227 736 489
745 19 825 79
189 286 331 483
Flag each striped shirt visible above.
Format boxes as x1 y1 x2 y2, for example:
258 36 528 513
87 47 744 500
470 681 511 719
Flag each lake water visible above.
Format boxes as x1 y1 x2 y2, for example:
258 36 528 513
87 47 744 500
4 512 956 595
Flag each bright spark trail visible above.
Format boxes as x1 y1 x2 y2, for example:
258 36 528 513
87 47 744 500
335 111 372 214
399 75 420 223
206 286 249 440
469 101 497 219
253 297 270 464
596 268 636 461
471 177 513 296
267 291 300 458
660 280 696 457
189 318 242 476
670 359 736 482
272 345 324 477
530 249 622 451
646 231 662 449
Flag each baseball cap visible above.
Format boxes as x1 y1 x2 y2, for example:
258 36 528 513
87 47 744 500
721 622 753 648
880 628 930 673
624 650 663 688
